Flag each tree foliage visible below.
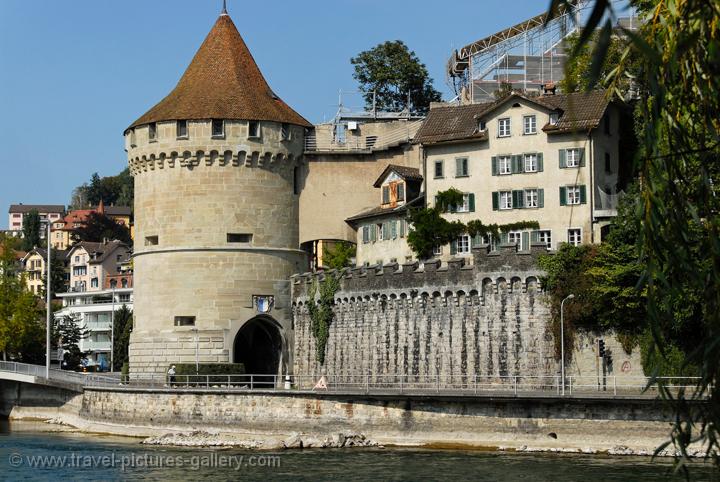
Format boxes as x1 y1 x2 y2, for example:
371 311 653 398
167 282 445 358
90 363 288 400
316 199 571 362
307 275 340 365
351 40 442 115
112 305 132 372
407 188 539 259
41 251 67 298
70 169 133 209
53 313 89 370
0 239 43 361
549 0 720 465
21 209 41 251
71 212 132 245
322 241 356 270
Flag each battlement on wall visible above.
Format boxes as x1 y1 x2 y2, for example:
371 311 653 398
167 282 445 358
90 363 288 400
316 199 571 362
291 242 550 300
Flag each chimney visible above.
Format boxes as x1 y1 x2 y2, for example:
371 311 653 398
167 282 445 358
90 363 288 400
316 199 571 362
543 82 557 95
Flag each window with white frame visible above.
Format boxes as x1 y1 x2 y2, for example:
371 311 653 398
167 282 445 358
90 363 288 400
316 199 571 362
432 245 443 257
500 191 512 210
567 186 581 205
566 148 581 167
549 112 559 125
499 156 512 175
537 230 552 249
498 118 511 137
456 193 471 212
457 235 471 254
567 228 582 246
455 157 469 177
508 231 522 245
524 153 537 172
525 189 538 208
523 115 536 134
377 223 384 241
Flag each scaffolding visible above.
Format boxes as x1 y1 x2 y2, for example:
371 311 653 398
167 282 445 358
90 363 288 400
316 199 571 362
448 1 634 104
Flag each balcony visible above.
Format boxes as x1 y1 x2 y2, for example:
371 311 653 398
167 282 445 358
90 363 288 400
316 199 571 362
81 340 111 352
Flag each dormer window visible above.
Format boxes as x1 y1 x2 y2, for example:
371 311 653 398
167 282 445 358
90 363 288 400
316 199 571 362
382 186 390 204
550 112 559 125
177 120 188 139
148 123 157 142
478 120 487 132
397 183 405 202
281 123 290 140
248 120 260 138
212 119 225 138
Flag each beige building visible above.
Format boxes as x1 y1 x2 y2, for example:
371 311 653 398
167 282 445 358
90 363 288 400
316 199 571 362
67 241 130 293
346 165 423 266
415 91 622 257
300 113 424 269
125 8 310 377
21 247 70 296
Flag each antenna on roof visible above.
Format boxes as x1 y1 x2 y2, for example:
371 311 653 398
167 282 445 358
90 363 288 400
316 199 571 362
221 0 228 15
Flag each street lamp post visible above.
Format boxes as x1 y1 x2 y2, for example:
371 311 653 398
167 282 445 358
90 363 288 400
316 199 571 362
45 223 51 379
110 286 115 373
560 293 575 396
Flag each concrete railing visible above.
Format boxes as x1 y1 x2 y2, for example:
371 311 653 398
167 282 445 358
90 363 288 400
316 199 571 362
82 372 706 399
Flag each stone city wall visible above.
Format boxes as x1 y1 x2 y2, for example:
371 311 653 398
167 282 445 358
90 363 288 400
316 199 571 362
291 243 645 383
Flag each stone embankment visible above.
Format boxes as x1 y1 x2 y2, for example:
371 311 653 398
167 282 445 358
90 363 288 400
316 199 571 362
141 430 378 449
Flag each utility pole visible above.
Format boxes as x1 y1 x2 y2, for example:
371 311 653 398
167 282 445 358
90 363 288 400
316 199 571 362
45 223 51 378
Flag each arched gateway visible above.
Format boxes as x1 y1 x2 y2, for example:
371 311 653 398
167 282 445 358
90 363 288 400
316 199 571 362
233 317 283 376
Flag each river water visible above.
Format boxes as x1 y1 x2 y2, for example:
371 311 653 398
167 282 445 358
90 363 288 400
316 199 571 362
0 421 715 481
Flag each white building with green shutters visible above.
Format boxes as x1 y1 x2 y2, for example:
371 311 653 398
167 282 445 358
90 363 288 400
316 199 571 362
415 90 624 258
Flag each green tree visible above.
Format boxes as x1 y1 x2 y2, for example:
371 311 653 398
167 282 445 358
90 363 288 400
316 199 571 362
0 239 42 360
41 251 67 298
70 168 134 209
53 313 89 370
21 209 41 251
351 40 442 114
112 305 132 371
322 242 356 270
71 212 132 245
549 0 720 465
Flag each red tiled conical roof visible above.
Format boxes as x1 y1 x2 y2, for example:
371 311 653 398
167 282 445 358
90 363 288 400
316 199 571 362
128 14 311 129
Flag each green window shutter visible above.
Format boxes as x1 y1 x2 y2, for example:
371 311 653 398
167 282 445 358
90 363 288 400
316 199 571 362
492 192 499 211
382 186 390 204
512 190 524 209
469 193 475 212
522 231 530 251
370 225 377 242
473 233 482 247
491 156 498 176
362 226 369 244
579 185 587 204
538 188 545 208
500 232 509 244
399 220 405 237
537 152 544 172
512 155 521 174
559 149 567 168
455 158 462 176
450 239 457 255
560 186 567 206
579 148 586 167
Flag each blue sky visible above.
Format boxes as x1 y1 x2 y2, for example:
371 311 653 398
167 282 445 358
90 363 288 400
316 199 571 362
0 0 562 228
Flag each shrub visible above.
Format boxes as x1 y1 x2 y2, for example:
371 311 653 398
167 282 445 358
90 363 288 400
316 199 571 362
170 363 246 385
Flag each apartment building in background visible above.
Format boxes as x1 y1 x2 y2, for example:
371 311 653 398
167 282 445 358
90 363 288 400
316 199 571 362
7 204 65 238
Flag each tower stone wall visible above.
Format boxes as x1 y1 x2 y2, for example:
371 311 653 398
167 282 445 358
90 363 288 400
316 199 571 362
127 120 306 376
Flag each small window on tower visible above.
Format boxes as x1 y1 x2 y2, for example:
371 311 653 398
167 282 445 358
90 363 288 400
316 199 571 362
281 123 290 140
174 316 196 327
145 235 159 246
212 119 225 138
248 121 261 138
227 233 253 244
148 123 157 142
177 120 188 139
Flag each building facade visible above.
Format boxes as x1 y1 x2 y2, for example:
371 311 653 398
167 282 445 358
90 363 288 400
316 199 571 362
346 165 424 266
7 204 65 237
415 91 622 258
125 10 310 376
55 287 133 370
66 241 131 293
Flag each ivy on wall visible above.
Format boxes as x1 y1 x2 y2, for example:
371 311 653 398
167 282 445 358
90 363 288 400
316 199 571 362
406 188 540 259
307 274 340 365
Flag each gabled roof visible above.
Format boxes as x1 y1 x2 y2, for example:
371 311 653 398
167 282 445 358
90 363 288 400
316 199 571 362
68 240 129 264
8 204 65 214
415 90 612 144
128 14 310 130
104 206 132 217
373 165 423 187
345 194 424 226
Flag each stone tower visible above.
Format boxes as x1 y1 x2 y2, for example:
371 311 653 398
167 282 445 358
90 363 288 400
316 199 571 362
124 9 311 377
